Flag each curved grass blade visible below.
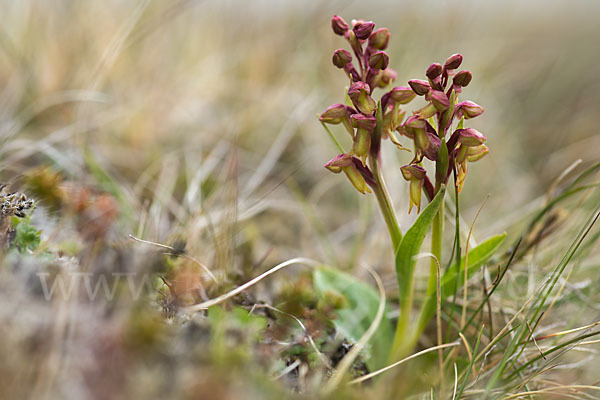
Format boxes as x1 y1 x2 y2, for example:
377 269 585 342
414 233 506 336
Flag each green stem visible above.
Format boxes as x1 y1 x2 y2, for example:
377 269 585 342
391 291 417 361
428 201 444 296
369 157 402 251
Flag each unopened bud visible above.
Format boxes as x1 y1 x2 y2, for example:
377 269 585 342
457 128 486 146
456 101 484 119
453 70 472 87
353 21 375 40
408 79 431 96
331 15 349 36
319 104 347 123
423 131 441 161
429 90 450 111
332 49 352 68
351 113 376 131
388 86 416 105
426 63 443 79
325 153 371 194
368 28 390 50
444 53 463 70
368 51 389 70
401 164 427 181
324 153 352 173
320 104 355 135
348 82 376 115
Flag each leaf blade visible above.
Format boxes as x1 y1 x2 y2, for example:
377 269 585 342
415 233 507 335
395 187 446 307
313 267 393 371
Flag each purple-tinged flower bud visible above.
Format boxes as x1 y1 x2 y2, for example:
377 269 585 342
348 82 376 115
467 144 489 162
332 49 352 68
426 63 443 80
453 70 472 87
401 164 427 181
365 68 381 89
423 131 441 161
388 86 416 105
368 51 389 70
331 15 349 36
456 101 484 119
377 68 397 88
319 103 356 135
401 164 427 213
325 153 353 173
325 153 372 194
456 128 486 146
408 79 431 96
368 28 390 50
353 21 375 40
444 53 463 70
351 113 377 131
319 104 347 122
429 90 450 111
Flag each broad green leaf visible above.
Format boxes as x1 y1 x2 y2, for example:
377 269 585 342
313 267 393 371
415 233 506 333
395 187 446 306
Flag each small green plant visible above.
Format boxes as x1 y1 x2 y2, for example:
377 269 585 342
318 15 505 363
11 216 42 252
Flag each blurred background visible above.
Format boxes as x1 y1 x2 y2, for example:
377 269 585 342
2 0 600 247
1 0 600 398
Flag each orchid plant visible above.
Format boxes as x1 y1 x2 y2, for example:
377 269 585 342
319 15 503 362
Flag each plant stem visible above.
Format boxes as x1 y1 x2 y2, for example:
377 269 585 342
391 189 445 362
368 156 402 251
391 289 411 359
428 201 444 296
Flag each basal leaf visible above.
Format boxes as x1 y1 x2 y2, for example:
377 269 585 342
313 266 393 371
395 187 446 307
